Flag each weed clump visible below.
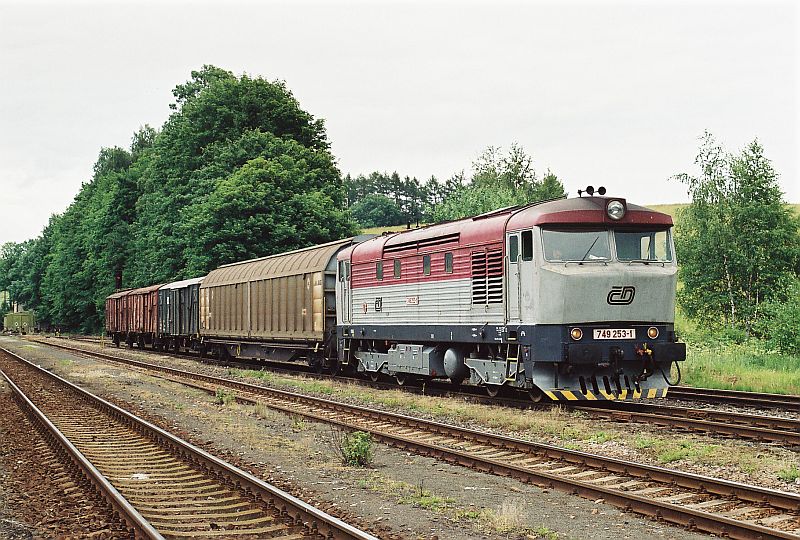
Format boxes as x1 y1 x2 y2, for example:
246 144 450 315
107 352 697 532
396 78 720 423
214 388 236 405
339 430 374 467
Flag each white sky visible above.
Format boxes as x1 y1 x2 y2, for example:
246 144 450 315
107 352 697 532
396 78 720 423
0 0 797 245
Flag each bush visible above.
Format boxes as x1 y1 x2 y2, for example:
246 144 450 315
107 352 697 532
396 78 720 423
755 278 800 354
340 431 374 467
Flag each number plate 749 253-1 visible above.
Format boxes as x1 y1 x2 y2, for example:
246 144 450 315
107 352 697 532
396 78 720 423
593 328 636 340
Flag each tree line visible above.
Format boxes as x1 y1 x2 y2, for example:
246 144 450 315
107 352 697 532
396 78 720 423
0 66 565 333
344 143 566 228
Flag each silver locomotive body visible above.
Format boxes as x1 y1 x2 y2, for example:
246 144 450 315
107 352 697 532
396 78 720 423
337 195 685 401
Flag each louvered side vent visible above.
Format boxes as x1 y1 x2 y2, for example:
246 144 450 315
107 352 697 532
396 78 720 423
471 251 487 304
472 249 504 305
486 249 503 304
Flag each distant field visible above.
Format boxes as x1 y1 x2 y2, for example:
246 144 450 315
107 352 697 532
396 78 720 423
647 203 800 223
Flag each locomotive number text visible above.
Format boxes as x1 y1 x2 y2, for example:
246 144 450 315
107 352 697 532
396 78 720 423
593 328 635 340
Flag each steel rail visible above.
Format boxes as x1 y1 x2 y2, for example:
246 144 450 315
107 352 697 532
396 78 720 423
37 337 800 447
669 387 800 412
570 401 800 446
0 346 378 540
24 340 800 540
0 367 164 540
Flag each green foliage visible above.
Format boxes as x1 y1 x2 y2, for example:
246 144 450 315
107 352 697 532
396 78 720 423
214 388 236 405
340 430 374 467
778 465 800 483
675 132 799 336
128 65 344 285
432 144 565 222
0 66 354 331
753 277 800 354
350 194 405 228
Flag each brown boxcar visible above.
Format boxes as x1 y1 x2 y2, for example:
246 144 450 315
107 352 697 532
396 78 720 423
199 238 358 367
108 284 163 346
105 289 132 340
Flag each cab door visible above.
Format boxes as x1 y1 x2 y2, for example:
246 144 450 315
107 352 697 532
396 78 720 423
519 230 536 319
338 260 352 324
506 233 521 322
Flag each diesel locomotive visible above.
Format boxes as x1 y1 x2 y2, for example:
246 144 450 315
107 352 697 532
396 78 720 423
106 191 686 401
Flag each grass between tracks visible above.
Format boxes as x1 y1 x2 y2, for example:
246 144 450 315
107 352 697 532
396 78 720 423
226 368 800 485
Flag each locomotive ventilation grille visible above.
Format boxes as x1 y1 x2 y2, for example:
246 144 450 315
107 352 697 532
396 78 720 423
471 249 503 305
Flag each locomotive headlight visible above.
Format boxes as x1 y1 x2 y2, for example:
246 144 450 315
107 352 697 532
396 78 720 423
570 328 583 341
647 327 659 339
606 200 625 220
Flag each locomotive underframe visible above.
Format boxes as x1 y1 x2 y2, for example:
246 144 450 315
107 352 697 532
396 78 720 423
339 322 685 400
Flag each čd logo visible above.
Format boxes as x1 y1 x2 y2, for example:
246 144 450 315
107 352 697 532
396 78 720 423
607 286 635 305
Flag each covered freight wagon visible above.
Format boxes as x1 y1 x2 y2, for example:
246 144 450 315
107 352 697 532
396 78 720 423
199 238 365 369
158 277 203 351
105 289 132 338
3 311 35 334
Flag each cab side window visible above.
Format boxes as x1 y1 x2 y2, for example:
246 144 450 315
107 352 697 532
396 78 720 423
521 230 533 261
376 261 383 281
423 254 431 275
508 236 519 262
444 252 453 273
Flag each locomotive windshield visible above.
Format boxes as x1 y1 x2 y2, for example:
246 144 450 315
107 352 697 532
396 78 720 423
542 228 611 261
615 229 673 262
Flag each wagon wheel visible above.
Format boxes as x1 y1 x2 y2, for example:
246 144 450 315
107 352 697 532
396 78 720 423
485 385 501 398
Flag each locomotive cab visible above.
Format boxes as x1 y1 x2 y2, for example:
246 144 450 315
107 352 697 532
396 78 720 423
506 197 686 400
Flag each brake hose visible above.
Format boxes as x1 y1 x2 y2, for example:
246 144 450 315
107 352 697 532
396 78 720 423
659 359 682 386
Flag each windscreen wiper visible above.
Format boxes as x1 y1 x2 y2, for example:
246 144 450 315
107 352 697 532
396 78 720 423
580 235 600 261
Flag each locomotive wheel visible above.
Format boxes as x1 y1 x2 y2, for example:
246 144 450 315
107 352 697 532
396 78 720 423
328 359 340 376
369 372 380 382
528 387 545 403
486 385 501 397
395 373 408 386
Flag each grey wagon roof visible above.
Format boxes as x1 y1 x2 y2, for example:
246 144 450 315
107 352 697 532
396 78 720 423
160 276 205 290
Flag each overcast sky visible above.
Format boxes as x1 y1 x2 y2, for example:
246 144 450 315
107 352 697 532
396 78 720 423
0 0 797 245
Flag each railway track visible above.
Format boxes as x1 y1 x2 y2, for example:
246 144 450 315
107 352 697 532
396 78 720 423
0 346 377 540
39 337 800 447
19 338 800 540
669 387 800 413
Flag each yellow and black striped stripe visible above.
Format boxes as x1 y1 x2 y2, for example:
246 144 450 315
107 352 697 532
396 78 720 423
543 387 669 401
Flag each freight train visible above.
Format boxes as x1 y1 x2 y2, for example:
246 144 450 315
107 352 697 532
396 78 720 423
106 191 686 401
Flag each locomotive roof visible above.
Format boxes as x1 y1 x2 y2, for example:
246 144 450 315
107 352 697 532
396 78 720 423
341 196 673 262
507 196 673 230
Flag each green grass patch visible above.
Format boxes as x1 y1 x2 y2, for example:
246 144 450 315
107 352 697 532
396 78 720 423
588 431 619 444
678 343 800 395
214 388 236 405
778 465 800 483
